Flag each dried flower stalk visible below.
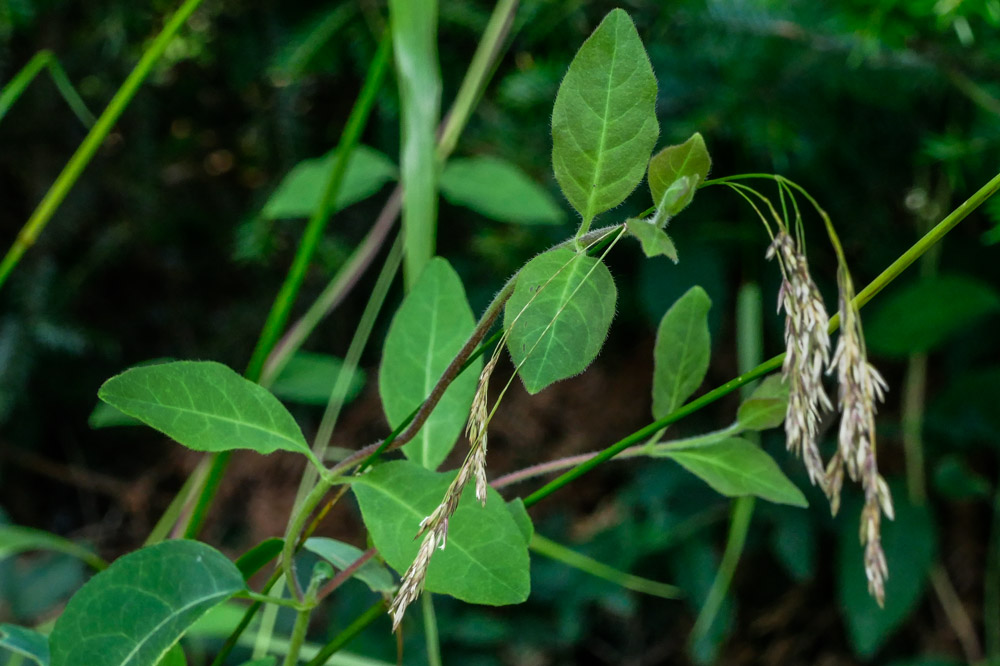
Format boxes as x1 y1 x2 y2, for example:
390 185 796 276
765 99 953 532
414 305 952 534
827 268 893 606
388 353 498 629
767 230 832 489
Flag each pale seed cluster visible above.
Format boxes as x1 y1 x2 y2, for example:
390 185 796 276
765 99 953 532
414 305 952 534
388 354 497 630
768 230 893 606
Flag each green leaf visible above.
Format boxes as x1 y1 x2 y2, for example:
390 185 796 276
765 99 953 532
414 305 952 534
379 258 480 470
237 659 276 666
656 437 807 507
389 0 441 285
49 540 246 666
0 525 106 570
838 487 936 657
261 145 397 220
0 624 49 666
506 499 534 545
504 248 617 394
303 537 396 593
551 8 658 223
155 644 186 666
270 352 365 406
865 275 1000 358
98 361 309 456
647 133 711 219
88 358 174 429
736 374 789 431
931 455 992 500
351 460 530 606
652 286 712 419
625 218 678 261
440 156 565 225
234 538 283 581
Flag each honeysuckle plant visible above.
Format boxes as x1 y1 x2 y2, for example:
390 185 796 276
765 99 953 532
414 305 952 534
1 4 998 666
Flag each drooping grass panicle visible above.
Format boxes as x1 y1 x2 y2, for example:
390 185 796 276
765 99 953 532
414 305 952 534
827 266 893 606
766 229 833 489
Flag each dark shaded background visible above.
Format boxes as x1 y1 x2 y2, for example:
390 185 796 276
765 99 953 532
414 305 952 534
2 1 999 664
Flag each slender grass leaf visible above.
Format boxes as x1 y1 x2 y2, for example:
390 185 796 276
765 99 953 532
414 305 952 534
234 538 283 581
268 4 355 79
379 258 480 470
0 624 49 666
49 540 246 666
625 218 678 261
652 286 711 419
304 538 395 593
270 351 365 406
440 156 565 225
736 374 788 431
551 8 658 223
648 133 711 219
390 0 441 286
838 485 936 657
865 275 1000 358
351 460 530 605
0 525 106 570
98 361 309 456
504 248 617 394
671 539 732 664
261 145 397 220
657 437 807 507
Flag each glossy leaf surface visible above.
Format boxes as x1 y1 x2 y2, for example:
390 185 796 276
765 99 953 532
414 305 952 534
0 624 49 666
49 540 245 666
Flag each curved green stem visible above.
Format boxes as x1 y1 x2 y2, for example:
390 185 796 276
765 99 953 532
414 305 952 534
0 50 95 127
246 28 392 383
281 477 335 601
303 600 386 666
525 168 1000 508
0 0 207 292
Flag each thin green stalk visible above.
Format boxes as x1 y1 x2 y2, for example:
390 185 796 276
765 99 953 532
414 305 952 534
303 601 386 666
689 497 754 642
422 593 442 666
689 282 763 645
210 569 282 666
282 477 335 601
0 0 207 292
292 236 402 515
246 28 392 383
0 50 95 127
530 533 682 599
526 170 1000 508
282 608 314 666
436 0 518 160
144 459 206 545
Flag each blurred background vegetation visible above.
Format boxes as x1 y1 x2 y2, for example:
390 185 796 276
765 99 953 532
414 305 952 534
2 0 1000 664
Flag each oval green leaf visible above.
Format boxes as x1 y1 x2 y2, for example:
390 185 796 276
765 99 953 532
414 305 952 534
648 132 711 220
261 145 397 220
0 525 106 570
504 248 617 394
440 156 565 225
658 437 807 507
551 8 658 223
0 624 49 666
736 374 789 431
49 540 246 666
625 218 678 262
304 537 395 593
270 351 365 406
379 258 480 470
98 361 309 456
351 460 530 606
652 286 712 419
